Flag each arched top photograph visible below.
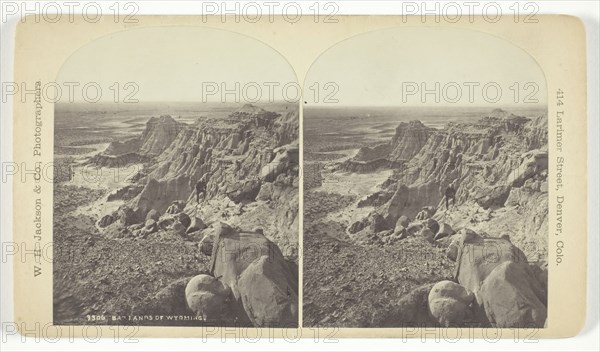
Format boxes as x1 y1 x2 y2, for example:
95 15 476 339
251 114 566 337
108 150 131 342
52 25 299 328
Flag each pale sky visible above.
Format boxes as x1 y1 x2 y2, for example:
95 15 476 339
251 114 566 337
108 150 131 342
56 26 298 103
57 26 547 107
304 27 547 107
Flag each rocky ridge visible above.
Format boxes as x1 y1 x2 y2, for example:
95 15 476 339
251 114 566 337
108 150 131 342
349 109 548 261
89 104 299 326
96 105 298 252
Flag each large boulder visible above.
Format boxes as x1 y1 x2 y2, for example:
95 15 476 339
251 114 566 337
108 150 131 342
447 232 527 293
176 212 191 228
118 206 139 226
475 185 511 209
145 209 160 222
210 222 298 327
428 280 474 327
447 232 547 327
171 221 186 235
368 213 388 233
238 256 298 326
348 219 368 234
187 217 207 234
98 214 115 228
479 261 547 328
424 218 439 234
435 222 455 241
140 219 158 238
226 180 261 204
185 274 234 322
419 228 435 243
430 280 474 303
391 228 408 241
145 277 195 316
395 215 410 231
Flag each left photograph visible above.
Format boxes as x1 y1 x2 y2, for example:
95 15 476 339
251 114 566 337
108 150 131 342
52 27 299 327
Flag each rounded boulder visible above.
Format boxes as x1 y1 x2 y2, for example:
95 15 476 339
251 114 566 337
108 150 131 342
171 221 187 235
424 218 440 234
395 215 410 231
176 212 191 228
428 280 474 327
98 214 115 228
187 217 207 234
146 209 160 222
369 213 388 233
435 222 455 241
419 228 435 243
185 274 232 321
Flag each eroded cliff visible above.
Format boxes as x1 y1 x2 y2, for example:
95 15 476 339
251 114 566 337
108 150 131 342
349 109 548 260
95 104 299 258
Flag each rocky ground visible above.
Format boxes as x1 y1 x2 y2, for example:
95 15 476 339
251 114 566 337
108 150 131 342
303 194 454 327
53 184 211 325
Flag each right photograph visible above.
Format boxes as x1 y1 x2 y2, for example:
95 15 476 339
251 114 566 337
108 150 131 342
303 27 548 328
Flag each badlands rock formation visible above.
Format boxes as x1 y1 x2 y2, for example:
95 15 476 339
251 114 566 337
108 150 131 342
97 105 298 244
93 104 299 326
350 109 548 260
342 109 548 327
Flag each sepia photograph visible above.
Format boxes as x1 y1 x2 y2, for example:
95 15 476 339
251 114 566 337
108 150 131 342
7 9 591 345
52 26 299 327
303 27 549 328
